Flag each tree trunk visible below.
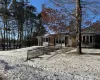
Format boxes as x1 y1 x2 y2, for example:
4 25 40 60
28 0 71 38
3 23 6 51
9 31 11 49
0 29 4 50
19 23 23 48
16 21 19 49
14 34 16 49
76 0 82 54
5 21 8 50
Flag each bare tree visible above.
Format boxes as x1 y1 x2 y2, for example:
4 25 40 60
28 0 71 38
76 0 82 54
48 0 100 54
0 0 11 50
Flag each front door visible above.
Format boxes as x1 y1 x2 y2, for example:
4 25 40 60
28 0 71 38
65 36 68 47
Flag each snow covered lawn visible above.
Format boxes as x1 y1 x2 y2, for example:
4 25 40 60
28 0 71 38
0 46 100 80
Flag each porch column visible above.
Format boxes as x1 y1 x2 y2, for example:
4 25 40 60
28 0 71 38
39 38 42 46
81 36 83 43
85 36 86 43
61 37 62 47
44 38 45 42
55 38 56 46
45 38 46 42
39 39 41 46
38 38 39 46
58 38 60 44
48 37 50 46
88 35 90 43
92 35 95 47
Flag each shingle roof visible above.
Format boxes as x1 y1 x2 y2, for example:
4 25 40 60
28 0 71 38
82 21 100 34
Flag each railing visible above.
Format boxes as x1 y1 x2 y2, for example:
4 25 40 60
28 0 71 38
27 46 62 60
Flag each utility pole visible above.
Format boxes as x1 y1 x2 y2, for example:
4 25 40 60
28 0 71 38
76 0 82 54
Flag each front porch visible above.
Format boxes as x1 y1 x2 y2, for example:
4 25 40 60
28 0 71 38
36 33 76 47
81 33 100 48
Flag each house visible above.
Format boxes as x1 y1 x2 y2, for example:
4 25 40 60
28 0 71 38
37 32 76 47
81 21 100 48
37 21 100 48
42 33 65 46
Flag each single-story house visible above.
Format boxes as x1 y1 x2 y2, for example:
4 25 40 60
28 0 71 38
81 21 100 48
37 32 77 47
37 21 100 48
43 33 65 46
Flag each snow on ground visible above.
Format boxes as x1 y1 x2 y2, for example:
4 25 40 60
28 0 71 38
0 46 100 80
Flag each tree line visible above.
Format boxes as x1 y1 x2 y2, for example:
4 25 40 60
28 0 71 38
0 0 47 50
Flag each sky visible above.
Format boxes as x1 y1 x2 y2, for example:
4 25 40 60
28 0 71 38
30 0 47 13
29 0 100 28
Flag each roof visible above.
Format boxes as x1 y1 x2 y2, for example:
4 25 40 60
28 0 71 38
43 32 69 38
43 33 50 37
82 21 100 34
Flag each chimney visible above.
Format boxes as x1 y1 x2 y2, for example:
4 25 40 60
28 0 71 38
42 4 45 11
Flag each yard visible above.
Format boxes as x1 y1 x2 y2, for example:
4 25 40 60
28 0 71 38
0 46 100 80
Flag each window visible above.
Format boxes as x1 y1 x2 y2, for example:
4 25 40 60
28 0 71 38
46 38 48 42
83 36 85 43
90 36 92 43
